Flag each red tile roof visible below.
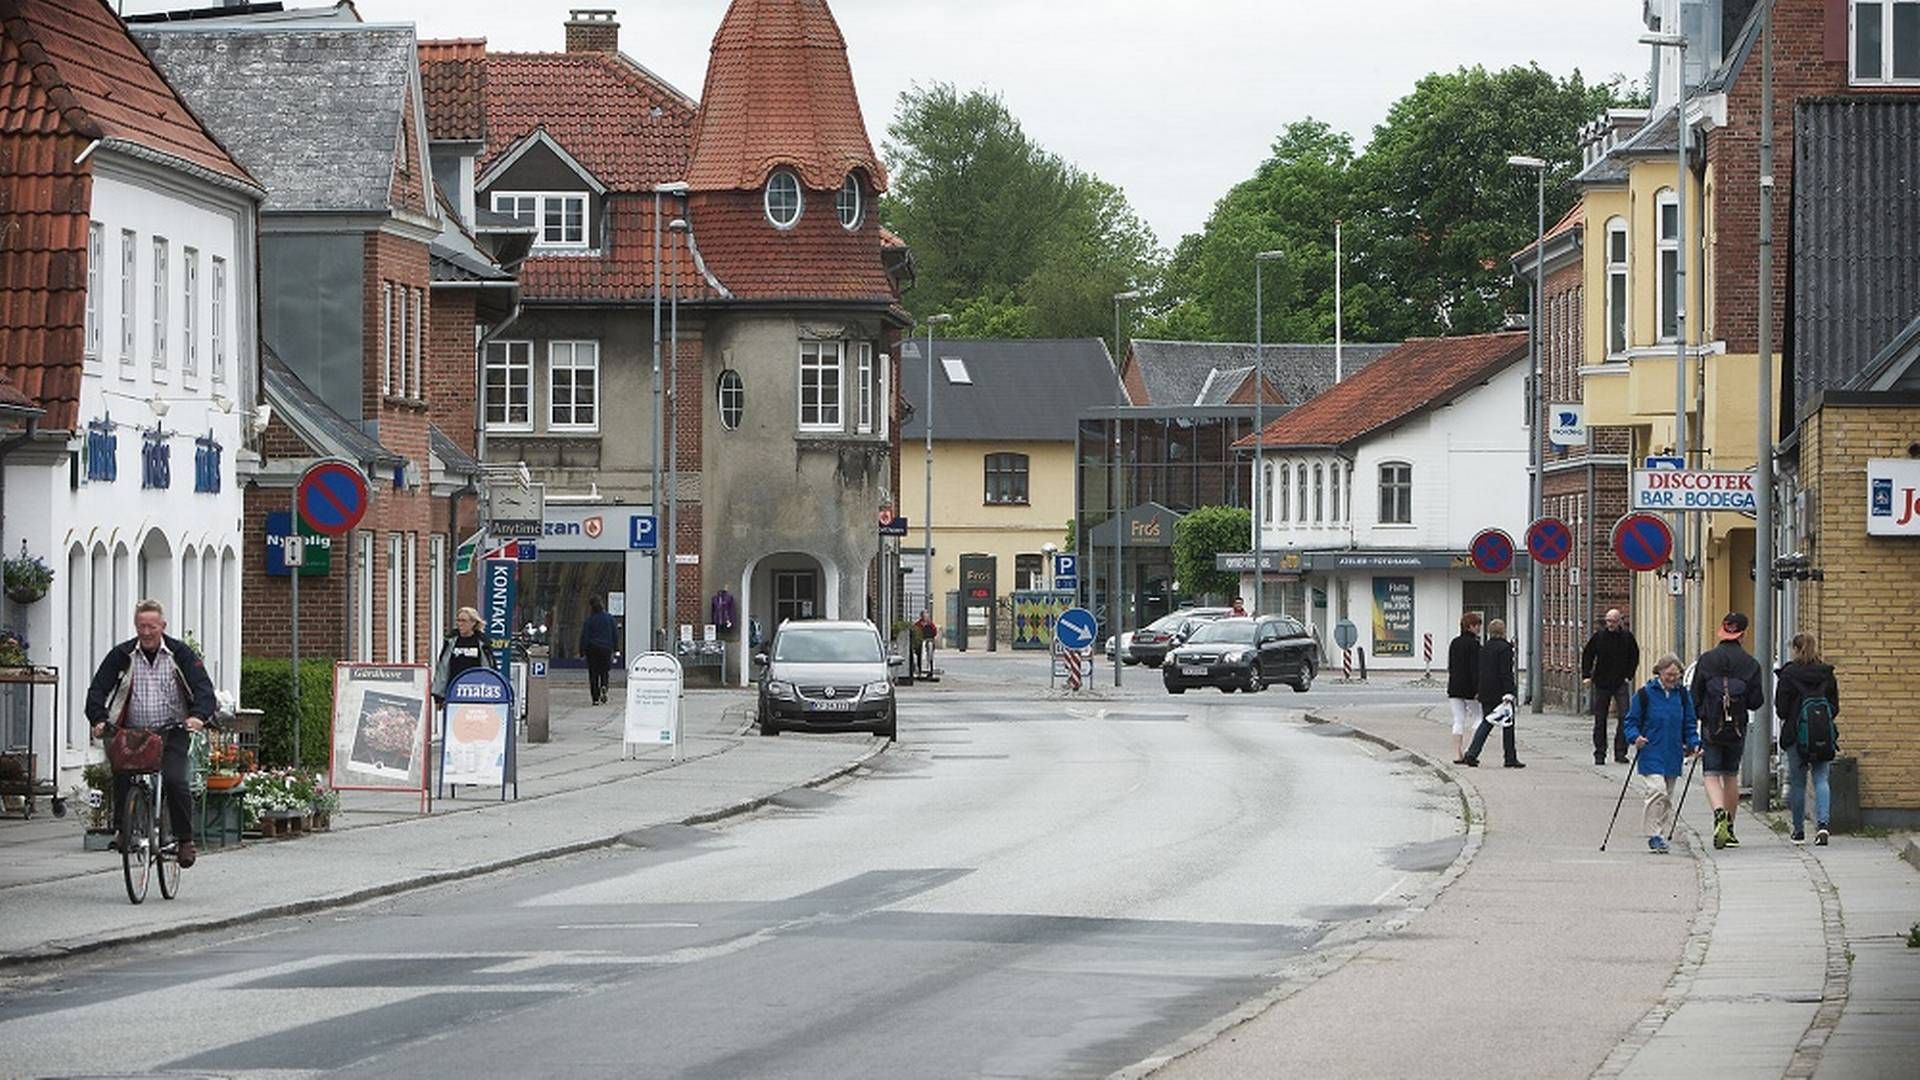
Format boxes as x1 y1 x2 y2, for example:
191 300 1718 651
470 50 694 192
1511 204 1583 262
2 1 253 431
0 373 36 410
688 188 896 303
418 38 487 143
686 0 887 194
513 193 713 302
1236 332 1529 450
1 0 254 185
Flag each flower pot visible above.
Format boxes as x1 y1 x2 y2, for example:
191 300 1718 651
310 810 331 831
5 586 46 606
205 773 244 792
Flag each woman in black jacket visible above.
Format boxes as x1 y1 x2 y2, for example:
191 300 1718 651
1462 618 1523 768
1446 611 1484 764
1774 633 1840 845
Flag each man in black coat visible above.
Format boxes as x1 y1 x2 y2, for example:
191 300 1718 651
1462 618 1523 768
1581 608 1641 765
1445 611 1484 764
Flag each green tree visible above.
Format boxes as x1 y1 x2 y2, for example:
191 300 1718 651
881 83 1162 339
1172 506 1252 600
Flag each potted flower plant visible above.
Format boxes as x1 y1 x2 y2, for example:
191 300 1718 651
309 774 339 830
3 542 53 606
80 762 115 850
0 625 29 670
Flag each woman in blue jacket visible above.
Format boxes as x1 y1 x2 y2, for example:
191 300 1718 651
1622 654 1700 853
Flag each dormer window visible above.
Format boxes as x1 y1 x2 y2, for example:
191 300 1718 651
765 169 802 229
492 191 588 249
836 175 861 229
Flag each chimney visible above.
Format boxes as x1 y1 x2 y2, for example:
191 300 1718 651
565 9 619 54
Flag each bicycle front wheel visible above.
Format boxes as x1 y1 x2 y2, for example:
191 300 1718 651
121 782 152 905
156 787 180 900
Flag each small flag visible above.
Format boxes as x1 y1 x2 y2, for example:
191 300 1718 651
455 529 483 574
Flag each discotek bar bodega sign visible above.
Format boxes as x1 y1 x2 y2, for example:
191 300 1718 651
1631 468 1757 513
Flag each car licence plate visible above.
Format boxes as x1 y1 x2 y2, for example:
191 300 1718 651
808 700 856 712
1181 665 1209 677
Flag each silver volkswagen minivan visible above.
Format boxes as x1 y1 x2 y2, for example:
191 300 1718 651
756 620 901 739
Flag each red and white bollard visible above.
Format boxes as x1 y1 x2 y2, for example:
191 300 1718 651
1342 648 1353 682
1423 633 1433 680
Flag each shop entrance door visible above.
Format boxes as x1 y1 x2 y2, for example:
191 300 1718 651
774 570 819 626
1462 580 1509 640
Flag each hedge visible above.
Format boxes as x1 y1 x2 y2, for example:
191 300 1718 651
240 657 334 768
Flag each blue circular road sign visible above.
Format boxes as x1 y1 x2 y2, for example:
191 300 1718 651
1055 607 1098 651
1612 513 1674 572
1470 528 1516 575
297 460 371 537
1526 517 1574 566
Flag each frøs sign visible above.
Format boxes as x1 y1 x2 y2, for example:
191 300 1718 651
1868 458 1920 537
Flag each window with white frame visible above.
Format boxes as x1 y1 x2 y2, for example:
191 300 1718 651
120 229 136 365
492 191 587 248
549 340 600 430
151 237 168 372
404 532 418 663
1656 189 1679 342
210 257 226 382
1296 463 1308 522
411 287 424 398
984 453 1030 505
1313 463 1325 524
386 532 403 661
181 248 198 377
429 534 446 653
1277 460 1290 523
1852 1 1920 84
382 283 394 395
483 340 533 430
1379 462 1413 525
1606 216 1628 356
85 222 102 360
798 340 843 430
1330 461 1342 523
718 369 745 430
855 342 876 433
836 174 861 229
1262 462 1275 524
356 531 374 660
765 169 802 229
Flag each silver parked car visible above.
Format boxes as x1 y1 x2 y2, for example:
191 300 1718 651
757 620 902 739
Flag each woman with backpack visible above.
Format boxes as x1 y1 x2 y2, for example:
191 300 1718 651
1622 654 1699 854
1774 633 1840 845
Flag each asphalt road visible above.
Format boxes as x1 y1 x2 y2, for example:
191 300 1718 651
0 693 1460 1079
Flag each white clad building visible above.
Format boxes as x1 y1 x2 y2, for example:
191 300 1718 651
0 0 263 795
1240 332 1536 673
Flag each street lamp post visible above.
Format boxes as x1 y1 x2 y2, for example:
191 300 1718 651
649 182 688 649
1752 0 1778 810
1643 31 1691 665
1254 251 1284 616
667 217 688 649
1112 289 1144 687
1508 155 1547 712
923 312 951 658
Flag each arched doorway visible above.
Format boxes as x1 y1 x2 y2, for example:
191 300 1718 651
737 551 840 685
137 528 174 617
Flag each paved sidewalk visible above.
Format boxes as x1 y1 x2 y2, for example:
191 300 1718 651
0 681 883 966
1156 700 1920 1080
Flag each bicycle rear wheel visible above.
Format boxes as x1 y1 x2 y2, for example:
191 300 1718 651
156 787 180 900
121 782 152 904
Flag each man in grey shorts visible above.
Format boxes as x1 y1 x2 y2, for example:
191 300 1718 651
1691 612 1765 850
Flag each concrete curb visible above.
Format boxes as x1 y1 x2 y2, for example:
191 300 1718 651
1899 836 1920 873
1 737 889 971
1111 709 1486 1080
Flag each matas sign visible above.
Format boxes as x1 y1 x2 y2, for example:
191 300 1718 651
1632 469 1757 514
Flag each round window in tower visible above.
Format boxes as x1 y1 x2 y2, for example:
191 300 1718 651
836 174 861 230
717 369 744 430
764 169 802 230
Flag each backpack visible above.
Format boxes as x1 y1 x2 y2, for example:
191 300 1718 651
1797 695 1838 763
1701 673 1749 746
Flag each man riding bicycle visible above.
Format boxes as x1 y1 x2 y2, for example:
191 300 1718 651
84 600 217 868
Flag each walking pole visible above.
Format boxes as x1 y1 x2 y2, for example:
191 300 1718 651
1600 747 1641 852
1667 751 1700 842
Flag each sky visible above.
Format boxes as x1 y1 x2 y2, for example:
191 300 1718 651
121 1 1653 248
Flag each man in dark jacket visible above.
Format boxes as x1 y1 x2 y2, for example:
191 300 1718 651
579 598 618 705
85 600 218 868
1445 611 1484 764
1462 618 1523 768
1582 609 1641 765
1691 612 1766 849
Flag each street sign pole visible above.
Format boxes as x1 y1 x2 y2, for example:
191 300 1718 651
291 459 372 769
1750 1 1777 812
289 483 300 767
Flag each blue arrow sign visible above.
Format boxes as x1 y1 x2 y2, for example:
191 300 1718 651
1054 606 1097 651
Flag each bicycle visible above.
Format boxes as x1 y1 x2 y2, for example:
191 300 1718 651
102 722 185 905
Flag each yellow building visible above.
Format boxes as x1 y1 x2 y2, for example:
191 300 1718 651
1574 102 1779 668
899 338 1124 649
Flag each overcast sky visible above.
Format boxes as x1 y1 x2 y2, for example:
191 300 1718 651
124 1 1652 246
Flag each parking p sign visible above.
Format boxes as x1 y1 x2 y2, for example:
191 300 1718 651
1053 553 1079 591
629 515 658 550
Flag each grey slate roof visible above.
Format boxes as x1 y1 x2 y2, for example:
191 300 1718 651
1790 98 1920 423
897 339 1123 441
1126 340 1396 407
1847 314 1920 393
430 424 482 478
1574 105 1680 185
261 347 404 468
131 24 424 214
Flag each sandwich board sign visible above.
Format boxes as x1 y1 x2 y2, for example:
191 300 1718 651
623 653 683 760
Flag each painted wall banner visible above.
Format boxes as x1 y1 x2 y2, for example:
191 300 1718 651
1371 577 1415 656
1548 404 1587 447
329 663 431 802
265 510 332 576
441 667 512 794
1631 468 1758 513
1867 458 1920 536
1010 591 1076 650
